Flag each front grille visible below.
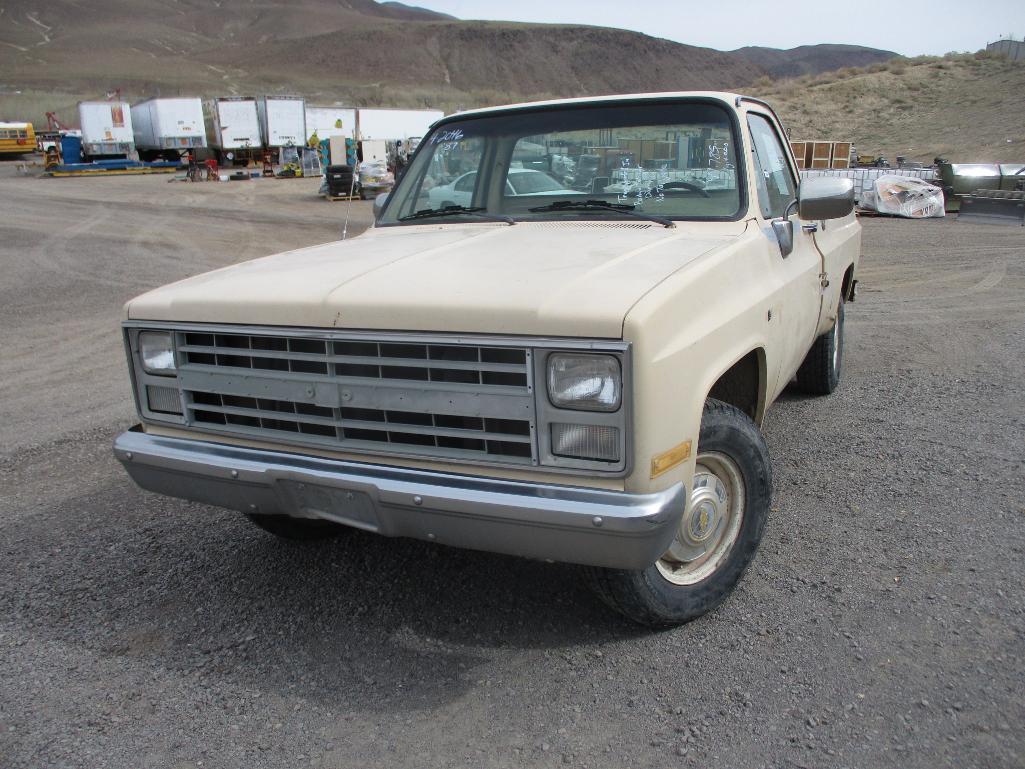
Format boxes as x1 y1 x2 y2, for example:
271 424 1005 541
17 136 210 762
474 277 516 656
179 332 529 388
174 330 535 464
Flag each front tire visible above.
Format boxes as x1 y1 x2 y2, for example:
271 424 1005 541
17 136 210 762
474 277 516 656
584 399 772 627
245 514 348 541
796 298 845 395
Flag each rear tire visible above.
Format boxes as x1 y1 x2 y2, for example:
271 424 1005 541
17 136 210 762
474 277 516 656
584 399 771 627
796 298 845 395
245 514 347 541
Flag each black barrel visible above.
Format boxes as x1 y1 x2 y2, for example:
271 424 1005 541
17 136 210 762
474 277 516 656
326 165 356 196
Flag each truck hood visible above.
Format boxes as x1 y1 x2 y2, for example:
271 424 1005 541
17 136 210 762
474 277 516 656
126 221 746 338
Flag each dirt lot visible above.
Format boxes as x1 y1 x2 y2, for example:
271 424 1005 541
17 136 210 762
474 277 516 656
1 163 1022 769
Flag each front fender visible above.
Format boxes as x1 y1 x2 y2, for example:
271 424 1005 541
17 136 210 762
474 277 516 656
623 225 779 495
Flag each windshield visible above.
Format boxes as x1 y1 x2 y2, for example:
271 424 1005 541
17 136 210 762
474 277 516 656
378 101 743 225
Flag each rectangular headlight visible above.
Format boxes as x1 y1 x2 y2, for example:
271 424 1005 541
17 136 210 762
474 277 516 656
551 423 620 462
547 353 621 411
138 331 176 376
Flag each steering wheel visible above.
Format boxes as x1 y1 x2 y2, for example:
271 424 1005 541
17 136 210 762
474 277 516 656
661 181 710 197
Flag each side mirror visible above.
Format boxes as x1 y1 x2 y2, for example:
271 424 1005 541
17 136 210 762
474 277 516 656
372 191 390 222
798 177 855 220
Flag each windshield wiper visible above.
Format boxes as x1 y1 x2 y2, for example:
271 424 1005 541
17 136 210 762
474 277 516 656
399 205 515 225
527 199 674 228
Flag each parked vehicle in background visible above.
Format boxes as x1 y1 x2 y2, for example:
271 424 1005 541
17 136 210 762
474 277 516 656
0 122 35 156
427 168 577 208
114 92 860 626
78 101 134 159
132 98 205 162
204 97 262 163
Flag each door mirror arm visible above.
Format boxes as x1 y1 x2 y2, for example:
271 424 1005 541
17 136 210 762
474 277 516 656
771 197 798 258
771 217 794 258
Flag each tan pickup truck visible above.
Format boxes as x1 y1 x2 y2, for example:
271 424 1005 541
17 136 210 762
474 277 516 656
115 92 860 626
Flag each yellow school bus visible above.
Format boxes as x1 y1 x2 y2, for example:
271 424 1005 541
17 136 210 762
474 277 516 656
0 122 36 155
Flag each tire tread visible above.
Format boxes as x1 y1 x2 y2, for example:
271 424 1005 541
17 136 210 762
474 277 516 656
582 399 771 627
796 300 844 395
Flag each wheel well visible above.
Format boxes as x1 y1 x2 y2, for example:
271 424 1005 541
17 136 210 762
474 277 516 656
841 264 856 301
707 349 764 423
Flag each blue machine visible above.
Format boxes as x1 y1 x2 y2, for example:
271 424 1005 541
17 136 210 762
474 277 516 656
49 133 183 175
60 134 83 164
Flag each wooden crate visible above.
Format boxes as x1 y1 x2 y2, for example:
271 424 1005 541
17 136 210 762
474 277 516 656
831 142 852 169
790 141 808 169
810 142 833 169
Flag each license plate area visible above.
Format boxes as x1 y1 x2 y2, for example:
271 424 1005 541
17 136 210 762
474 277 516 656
277 480 379 531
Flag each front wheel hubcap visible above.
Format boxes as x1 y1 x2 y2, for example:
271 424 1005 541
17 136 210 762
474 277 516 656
656 452 745 586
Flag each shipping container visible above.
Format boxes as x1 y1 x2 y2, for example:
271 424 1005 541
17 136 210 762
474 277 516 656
204 97 262 152
305 106 356 142
78 101 134 158
132 97 206 161
357 108 444 142
257 95 306 148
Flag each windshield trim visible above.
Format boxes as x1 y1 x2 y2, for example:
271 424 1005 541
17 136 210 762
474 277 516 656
377 96 749 227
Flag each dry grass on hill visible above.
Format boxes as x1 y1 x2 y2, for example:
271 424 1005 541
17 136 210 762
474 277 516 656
753 52 1024 163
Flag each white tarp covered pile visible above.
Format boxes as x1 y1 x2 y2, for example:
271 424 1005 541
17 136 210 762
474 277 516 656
801 166 937 204
861 175 945 218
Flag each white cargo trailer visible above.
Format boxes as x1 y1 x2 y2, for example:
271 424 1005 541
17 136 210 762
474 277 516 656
204 97 262 153
305 106 356 142
258 96 306 148
131 97 206 161
78 100 134 158
357 108 444 142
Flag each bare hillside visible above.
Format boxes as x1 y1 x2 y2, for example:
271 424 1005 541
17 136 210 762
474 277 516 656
735 44 898 78
753 53 1025 163
207 22 765 100
1 0 902 120
0 0 1016 164
0 0 762 110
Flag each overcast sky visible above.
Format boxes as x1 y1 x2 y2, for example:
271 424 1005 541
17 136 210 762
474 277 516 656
405 0 1025 57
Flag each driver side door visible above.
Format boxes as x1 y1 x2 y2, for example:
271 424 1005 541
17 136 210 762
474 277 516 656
747 111 824 397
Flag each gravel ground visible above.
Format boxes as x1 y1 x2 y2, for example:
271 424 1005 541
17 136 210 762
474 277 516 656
1 163 1023 769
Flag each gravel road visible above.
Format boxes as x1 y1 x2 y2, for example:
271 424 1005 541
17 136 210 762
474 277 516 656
1 164 1022 769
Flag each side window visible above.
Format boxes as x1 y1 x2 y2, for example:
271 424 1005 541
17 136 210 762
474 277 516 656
747 113 797 219
392 135 485 217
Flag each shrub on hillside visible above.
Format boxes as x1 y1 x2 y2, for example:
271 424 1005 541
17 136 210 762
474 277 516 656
974 48 1005 60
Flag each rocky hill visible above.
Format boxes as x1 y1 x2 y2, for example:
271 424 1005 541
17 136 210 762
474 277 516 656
4 0 1006 165
1 0 892 116
735 44 898 78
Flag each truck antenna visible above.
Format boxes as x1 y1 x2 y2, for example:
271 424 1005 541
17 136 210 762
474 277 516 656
341 168 356 240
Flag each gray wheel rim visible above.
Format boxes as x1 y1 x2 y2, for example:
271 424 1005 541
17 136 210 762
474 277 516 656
656 451 745 586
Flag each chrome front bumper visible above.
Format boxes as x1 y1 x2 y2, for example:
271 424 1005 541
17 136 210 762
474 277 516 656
113 428 685 569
